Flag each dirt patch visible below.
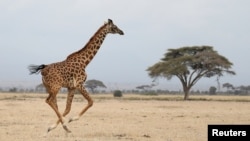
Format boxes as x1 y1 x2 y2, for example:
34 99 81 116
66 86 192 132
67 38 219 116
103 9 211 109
0 93 250 141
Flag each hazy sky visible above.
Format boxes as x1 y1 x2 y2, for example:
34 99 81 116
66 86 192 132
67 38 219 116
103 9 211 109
0 0 249 90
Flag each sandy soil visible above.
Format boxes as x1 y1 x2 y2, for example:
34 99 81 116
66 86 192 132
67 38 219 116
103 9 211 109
0 93 249 141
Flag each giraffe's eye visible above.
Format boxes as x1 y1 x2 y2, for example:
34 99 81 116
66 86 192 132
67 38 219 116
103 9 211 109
111 26 118 32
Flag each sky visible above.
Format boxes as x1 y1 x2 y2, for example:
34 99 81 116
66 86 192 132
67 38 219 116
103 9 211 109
0 0 250 91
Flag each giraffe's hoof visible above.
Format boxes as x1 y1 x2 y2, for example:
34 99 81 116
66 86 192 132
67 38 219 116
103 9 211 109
47 123 58 133
47 127 55 133
63 125 71 133
69 116 79 123
68 118 73 123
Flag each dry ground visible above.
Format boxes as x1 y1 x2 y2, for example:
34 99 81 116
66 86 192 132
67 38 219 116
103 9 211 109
0 93 250 141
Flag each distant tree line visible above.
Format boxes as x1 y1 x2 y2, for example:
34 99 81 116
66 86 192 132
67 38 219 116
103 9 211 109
222 83 250 95
1 81 249 96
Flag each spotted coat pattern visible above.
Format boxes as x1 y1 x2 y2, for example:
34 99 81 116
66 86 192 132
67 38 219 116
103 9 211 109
32 19 124 133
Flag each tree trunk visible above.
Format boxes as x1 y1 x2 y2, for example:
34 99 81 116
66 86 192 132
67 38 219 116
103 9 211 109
183 86 190 100
184 91 189 100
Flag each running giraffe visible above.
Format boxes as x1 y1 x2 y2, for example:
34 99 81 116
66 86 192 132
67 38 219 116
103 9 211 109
28 19 124 133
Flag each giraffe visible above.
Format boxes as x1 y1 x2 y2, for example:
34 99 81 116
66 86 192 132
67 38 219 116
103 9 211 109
28 19 124 133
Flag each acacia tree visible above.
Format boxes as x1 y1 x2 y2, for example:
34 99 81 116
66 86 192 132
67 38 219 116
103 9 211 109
222 82 235 93
85 79 106 93
147 46 236 100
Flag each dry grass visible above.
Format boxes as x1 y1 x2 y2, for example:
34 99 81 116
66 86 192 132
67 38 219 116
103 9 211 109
0 93 250 141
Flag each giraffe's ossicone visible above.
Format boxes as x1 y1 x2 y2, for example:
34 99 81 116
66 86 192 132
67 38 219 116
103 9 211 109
28 19 124 133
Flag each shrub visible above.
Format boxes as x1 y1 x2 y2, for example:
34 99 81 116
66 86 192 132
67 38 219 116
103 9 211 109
113 90 122 97
209 86 217 95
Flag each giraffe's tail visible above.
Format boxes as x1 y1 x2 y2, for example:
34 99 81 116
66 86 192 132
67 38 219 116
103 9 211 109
28 64 47 74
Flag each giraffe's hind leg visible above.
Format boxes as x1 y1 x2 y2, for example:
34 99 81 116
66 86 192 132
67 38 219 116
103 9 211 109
69 86 93 122
53 89 75 128
46 91 71 133
47 95 60 132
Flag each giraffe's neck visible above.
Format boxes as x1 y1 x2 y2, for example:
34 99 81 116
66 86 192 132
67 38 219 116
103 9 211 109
66 24 108 68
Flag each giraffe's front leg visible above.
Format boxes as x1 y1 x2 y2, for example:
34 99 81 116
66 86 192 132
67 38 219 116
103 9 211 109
69 86 93 123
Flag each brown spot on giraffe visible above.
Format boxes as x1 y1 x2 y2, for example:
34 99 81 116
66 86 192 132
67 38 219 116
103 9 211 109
28 19 124 133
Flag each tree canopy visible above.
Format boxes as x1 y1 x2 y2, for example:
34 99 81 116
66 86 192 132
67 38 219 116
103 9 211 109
147 46 236 100
222 83 235 90
85 79 106 93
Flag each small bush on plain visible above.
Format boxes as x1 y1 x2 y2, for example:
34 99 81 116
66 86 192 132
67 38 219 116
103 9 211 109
113 90 122 97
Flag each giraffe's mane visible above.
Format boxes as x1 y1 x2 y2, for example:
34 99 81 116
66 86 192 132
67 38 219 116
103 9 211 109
66 23 107 60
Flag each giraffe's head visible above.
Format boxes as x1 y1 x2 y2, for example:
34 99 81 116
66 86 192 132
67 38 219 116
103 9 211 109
105 19 124 35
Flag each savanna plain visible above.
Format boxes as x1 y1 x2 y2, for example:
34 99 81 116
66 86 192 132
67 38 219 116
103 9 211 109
0 93 250 141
